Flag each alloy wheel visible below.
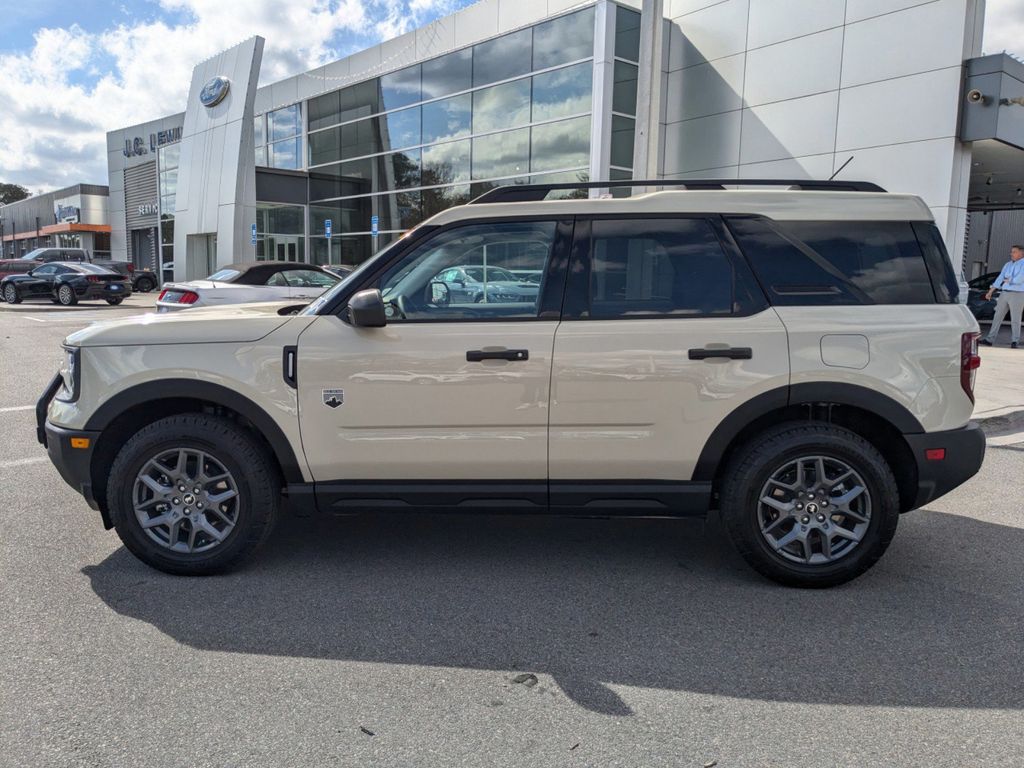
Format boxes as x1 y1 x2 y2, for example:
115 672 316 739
132 447 240 553
3 285 15 303
757 455 871 565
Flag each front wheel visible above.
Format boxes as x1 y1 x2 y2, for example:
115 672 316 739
57 284 78 306
3 284 20 304
719 423 899 588
106 298 124 305
107 414 279 575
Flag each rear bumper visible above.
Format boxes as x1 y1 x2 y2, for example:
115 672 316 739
904 422 986 510
78 283 132 299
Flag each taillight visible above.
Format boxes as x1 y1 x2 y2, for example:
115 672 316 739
961 331 981 403
86 275 100 283
179 291 199 304
158 289 167 301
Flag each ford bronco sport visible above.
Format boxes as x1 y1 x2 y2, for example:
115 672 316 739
37 180 986 587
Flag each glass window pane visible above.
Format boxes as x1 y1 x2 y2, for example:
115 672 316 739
422 94 471 144
609 167 632 197
380 64 421 111
527 170 590 199
615 7 641 61
384 106 420 151
613 61 638 115
473 79 531 134
270 137 301 169
378 221 556 320
421 48 473 100
588 218 734 318
533 7 595 70
421 184 471 218
422 139 471 185
339 79 380 122
257 205 304 235
530 116 590 173
472 128 530 180
159 143 181 170
308 90 341 131
269 104 300 141
340 117 383 159
473 29 531 86
254 115 265 146
610 115 634 168
256 145 268 166
532 62 592 122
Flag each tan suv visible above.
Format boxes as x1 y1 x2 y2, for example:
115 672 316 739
37 180 985 587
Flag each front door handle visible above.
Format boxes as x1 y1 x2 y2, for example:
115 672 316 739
688 347 752 360
466 349 529 362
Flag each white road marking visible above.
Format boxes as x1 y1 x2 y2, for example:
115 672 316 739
0 457 48 469
23 316 45 323
0 406 34 413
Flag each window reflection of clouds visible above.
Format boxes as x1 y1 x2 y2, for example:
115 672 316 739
472 128 530 179
423 140 472 184
473 28 532 86
473 80 531 133
422 95 472 145
422 49 473 100
380 64 422 111
532 63 592 122
530 116 590 173
533 7 595 69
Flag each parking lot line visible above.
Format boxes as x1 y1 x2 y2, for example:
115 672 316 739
0 406 34 413
23 316 45 322
0 457 47 469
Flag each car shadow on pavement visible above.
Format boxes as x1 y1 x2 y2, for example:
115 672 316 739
83 508 1024 716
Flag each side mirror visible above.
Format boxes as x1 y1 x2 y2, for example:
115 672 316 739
429 281 450 306
347 288 387 328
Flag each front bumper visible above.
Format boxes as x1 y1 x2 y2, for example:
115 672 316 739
37 374 105 519
904 422 986 510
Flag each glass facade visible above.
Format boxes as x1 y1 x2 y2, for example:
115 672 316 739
306 6 597 263
256 104 303 169
256 204 306 262
158 143 180 275
609 5 640 195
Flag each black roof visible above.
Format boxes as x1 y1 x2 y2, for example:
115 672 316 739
218 262 326 285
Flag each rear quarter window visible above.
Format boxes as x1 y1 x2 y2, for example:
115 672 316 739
726 217 947 305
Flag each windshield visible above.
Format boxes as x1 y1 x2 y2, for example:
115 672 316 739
21 249 47 260
299 236 407 316
207 268 241 282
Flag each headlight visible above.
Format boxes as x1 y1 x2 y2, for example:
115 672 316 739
56 346 81 403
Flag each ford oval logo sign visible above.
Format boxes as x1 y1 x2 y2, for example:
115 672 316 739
199 76 230 108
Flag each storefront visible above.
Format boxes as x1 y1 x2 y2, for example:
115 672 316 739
0 184 111 259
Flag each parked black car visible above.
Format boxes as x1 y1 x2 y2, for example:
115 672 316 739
966 271 1001 321
1 262 133 306
2 247 156 291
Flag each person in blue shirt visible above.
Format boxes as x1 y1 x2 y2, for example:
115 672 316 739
981 245 1024 349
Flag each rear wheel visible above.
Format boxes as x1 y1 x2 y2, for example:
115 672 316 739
719 423 899 588
135 275 155 293
106 298 124 305
107 415 279 575
57 284 77 306
3 284 20 304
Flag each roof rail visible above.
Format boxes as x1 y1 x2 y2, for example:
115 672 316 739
468 178 887 204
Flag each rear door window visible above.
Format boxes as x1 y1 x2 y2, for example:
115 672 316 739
727 217 941 305
571 217 764 319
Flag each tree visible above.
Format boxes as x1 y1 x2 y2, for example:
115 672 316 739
0 183 29 205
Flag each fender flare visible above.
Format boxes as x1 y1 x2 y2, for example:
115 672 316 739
691 383 924 482
85 379 305 483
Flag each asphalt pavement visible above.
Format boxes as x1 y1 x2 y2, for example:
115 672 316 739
1 295 1023 767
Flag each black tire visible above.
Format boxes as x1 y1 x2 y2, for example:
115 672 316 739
57 284 78 306
135 276 155 293
106 298 124 305
3 284 20 304
107 414 279 575
719 423 899 588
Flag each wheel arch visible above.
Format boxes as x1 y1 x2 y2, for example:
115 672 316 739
696 384 922 513
86 380 304 520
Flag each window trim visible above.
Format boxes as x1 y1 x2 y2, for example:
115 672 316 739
322 215 573 324
561 214 769 322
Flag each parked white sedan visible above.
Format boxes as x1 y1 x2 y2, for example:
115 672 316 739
156 261 339 312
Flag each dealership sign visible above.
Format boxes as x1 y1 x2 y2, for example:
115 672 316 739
138 203 159 216
53 202 80 224
123 126 183 158
199 76 231 108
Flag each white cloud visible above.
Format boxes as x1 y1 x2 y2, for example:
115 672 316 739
0 0 455 192
983 0 1024 57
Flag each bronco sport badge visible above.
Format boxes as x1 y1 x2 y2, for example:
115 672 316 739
322 389 344 408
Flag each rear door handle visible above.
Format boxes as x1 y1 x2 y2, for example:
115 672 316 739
466 349 529 362
688 347 752 360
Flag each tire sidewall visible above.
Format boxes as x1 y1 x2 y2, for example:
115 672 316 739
723 427 899 586
107 298 123 305
108 419 276 574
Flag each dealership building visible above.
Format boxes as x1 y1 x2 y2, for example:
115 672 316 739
43 0 1024 282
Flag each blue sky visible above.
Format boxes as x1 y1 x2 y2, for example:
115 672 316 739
0 0 1021 193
